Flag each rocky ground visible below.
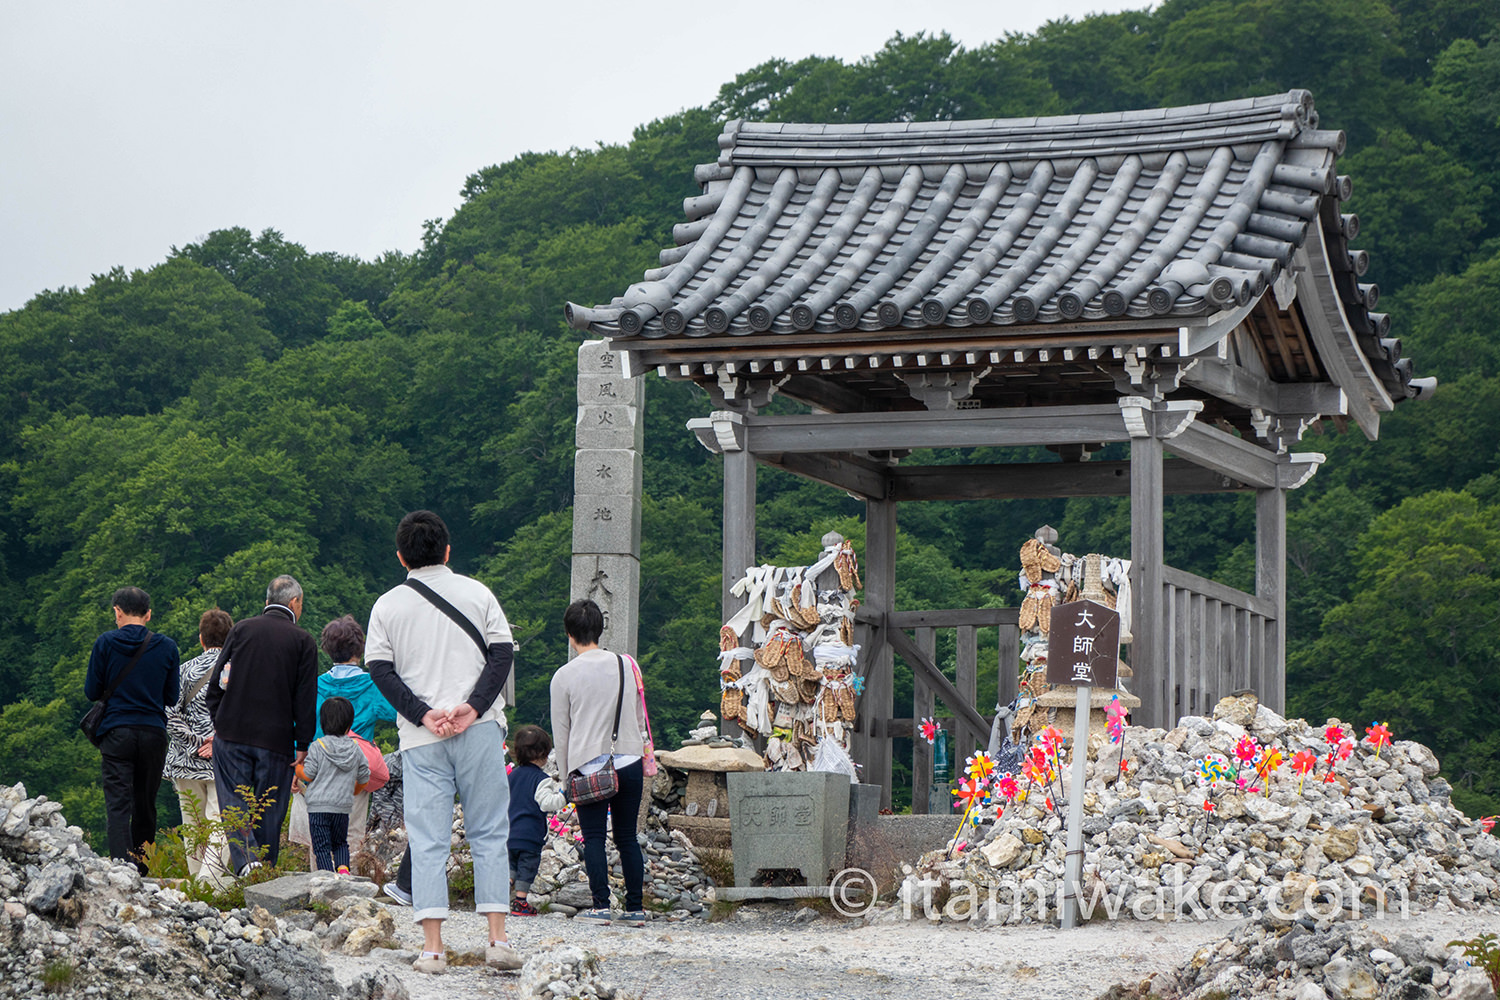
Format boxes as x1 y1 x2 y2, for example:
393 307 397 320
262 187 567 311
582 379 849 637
3 700 1499 999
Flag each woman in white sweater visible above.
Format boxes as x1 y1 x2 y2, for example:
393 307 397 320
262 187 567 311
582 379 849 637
549 599 648 926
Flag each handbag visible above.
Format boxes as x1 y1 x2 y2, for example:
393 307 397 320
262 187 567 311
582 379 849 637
626 654 659 778
79 633 153 747
352 735 390 793
566 654 625 806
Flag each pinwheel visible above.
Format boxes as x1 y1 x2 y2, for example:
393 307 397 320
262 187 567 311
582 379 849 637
1105 695 1129 739
1233 736 1261 766
1105 695 1130 780
1324 724 1347 746
919 717 939 745
1290 749 1319 794
966 751 996 784
1254 746 1285 796
1039 726 1065 756
996 773 1020 802
1482 816 1497 835
951 777 989 851
1365 721 1392 760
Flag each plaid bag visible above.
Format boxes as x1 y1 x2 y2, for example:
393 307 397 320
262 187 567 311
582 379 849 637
566 760 619 806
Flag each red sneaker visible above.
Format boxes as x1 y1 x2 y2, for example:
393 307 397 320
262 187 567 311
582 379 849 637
510 898 539 916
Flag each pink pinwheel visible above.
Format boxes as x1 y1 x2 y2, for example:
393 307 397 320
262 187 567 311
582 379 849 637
1105 696 1129 736
996 773 1019 802
919 717 939 745
1233 736 1260 765
1365 722 1392 759
1022 757 1046 786
1291 749 1318 794
1335 740 1354 762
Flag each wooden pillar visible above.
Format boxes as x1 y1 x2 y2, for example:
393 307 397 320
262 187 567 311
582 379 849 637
1256 485 1287 713
720 445 756 737
911 628 935 814
861 497 897 810
721 446 757 613
1129 420 1166 729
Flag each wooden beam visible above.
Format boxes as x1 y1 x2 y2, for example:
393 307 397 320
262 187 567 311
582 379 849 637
744 405 1132 454
1180 358 1345 417
776 373 890 415
1166 421 1281 488
884 622 992 740
757 451 891 500
890 459 1249 501
884 608 1019 628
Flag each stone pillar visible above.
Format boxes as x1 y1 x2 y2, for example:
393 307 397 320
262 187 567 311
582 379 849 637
571 341 644 657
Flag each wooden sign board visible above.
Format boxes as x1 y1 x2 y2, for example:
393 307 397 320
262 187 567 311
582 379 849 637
1046 599 1120 688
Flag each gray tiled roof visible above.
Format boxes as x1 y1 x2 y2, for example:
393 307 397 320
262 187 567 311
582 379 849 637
566 91 1413 400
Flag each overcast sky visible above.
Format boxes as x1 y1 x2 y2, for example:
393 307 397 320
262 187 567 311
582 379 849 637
0 0 1136 313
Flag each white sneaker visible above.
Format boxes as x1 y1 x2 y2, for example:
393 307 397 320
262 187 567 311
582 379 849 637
237 861 262 879
382 882 412 906
485 940 523 970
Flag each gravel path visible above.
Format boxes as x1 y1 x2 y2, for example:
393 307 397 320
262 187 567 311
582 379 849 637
323 901 1499 999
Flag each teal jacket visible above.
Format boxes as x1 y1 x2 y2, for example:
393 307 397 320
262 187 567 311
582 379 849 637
315 665 397 741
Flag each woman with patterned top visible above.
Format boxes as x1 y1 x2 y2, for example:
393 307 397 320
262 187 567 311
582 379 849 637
164 608 233 881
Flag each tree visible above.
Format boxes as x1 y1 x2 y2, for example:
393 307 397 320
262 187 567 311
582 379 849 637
1288 491 1500 817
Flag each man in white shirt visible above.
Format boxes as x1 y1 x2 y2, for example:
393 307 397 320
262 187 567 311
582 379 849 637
366 510 520 973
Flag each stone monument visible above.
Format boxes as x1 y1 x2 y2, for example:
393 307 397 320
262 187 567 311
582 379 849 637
571 340 644 654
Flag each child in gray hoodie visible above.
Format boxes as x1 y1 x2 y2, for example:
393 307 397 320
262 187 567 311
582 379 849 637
295 697 370 873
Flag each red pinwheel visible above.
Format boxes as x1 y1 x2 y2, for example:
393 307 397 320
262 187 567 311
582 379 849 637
1290 749 1318 794
996 773 1020 802
1039 726 1065 757
1324 724 1347 746
1482 816 1497 835
919 717 939 745
1365 721 1392 759
952 777 986 810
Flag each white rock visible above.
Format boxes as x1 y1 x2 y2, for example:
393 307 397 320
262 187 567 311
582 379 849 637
1449 968 1498 1000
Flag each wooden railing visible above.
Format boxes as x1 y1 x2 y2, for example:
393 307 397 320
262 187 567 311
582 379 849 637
1160 565 1277 720
856 607 1021 814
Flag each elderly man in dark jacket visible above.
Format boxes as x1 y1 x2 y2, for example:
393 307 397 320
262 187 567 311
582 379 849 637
206 575 318 875
85 586 180 871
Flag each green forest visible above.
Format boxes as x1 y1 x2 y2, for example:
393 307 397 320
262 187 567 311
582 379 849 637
3 0 1500 841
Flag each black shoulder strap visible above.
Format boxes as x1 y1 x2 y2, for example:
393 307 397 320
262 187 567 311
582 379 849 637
402 579 488 655
101 633 153 704
611 653 625 745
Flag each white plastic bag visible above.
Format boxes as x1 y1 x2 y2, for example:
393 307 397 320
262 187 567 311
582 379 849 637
811 738 858 784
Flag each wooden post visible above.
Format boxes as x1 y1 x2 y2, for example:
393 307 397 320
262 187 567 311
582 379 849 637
911 628 935 814
1256 485 1286 713
863 497 897 810
1129 420 1166 729
721 445 755 737
955 625 978 762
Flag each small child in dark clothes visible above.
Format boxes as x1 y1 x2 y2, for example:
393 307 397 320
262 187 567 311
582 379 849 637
296 697 370 874
506 725 563 915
